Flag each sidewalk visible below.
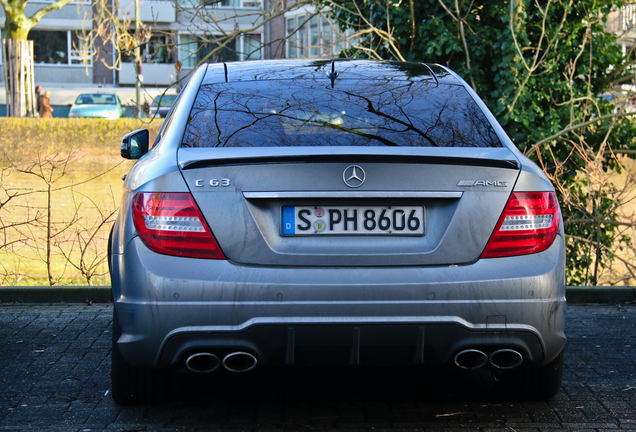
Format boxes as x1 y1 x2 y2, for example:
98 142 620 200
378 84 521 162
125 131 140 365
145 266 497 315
0 84 172 106
1 303 635 430
0 285 634 303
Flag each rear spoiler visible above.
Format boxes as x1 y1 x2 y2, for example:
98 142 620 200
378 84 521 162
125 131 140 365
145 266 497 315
179 148 520 171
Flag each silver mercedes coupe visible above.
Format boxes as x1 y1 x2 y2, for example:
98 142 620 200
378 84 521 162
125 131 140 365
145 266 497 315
109 60 566 404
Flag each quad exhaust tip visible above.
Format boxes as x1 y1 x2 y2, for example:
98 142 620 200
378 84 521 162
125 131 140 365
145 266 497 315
454 349 488 370
489 349 523 370
223 352 257 373
185 352 220 374
454 348 524 370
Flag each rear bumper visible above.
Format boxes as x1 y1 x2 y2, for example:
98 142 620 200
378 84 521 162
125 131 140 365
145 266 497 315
111 236 566 369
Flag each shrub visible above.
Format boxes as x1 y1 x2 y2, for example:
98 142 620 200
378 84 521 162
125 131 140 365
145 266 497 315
0 118 162 286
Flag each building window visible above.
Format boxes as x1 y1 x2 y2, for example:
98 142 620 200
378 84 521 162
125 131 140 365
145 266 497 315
143 35 177 64
29 30 92 66
32 30 68 64
287 15 307 58
179 35 238 67
70 31 92 65
287 18 297 58
286 13 342 59
244 34 262 60
219 0 261 7
32 0 90 3
624 5 636 30
181 0 262 8
122 34 176 64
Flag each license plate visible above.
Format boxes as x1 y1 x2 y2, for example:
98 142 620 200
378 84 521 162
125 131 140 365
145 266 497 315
281 206 425 236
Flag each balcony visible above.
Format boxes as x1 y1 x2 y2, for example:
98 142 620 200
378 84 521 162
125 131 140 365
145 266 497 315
118 0 176 23
120 62 177 86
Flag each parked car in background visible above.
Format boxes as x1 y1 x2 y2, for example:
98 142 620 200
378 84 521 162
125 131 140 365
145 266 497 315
110 60 566 404
68 93 124 119
149 94 177 118
600 90 636 113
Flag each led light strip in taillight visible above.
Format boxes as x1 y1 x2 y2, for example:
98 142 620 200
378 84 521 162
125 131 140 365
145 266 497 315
480 192 561 258
499 214 554 231
141 215 205 232
132 192 225 259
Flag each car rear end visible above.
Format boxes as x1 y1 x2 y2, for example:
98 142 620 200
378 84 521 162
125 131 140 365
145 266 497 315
68 93 123 119
109 60 565 403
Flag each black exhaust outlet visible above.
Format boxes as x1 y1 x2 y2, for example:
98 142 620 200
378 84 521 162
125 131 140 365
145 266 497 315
185 352 220 373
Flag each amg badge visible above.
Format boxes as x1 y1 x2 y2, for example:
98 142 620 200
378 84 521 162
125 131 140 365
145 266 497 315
457 180 508 187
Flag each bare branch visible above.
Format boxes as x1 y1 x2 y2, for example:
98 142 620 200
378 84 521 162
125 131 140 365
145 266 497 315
526 111 636 157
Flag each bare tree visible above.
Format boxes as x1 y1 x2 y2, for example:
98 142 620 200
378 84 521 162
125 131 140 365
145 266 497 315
4 149 82 285
318 0 636 284
79 0 152 117
56 189 118 286
173 0 310 63
0 159 43 283
1 0 79 117
1 147 124 285
83 0 316 118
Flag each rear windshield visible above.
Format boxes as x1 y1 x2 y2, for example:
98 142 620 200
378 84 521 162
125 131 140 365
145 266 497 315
182 80 502 148
75 94 119 105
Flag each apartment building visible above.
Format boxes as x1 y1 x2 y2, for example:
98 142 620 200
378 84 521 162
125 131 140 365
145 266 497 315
0 0 96 85
0 0 349 89
0 0 281 87
606 4 636 56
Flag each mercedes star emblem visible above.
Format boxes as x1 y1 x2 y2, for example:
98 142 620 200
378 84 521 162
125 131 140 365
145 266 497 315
343 165 366 188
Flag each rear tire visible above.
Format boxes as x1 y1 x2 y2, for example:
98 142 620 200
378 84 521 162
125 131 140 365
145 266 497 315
111 309 173 404
495 350 564 400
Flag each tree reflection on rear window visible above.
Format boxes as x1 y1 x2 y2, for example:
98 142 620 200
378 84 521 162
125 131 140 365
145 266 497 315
181 80 502 148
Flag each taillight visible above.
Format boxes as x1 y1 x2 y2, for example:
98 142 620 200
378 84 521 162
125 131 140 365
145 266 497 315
132 192 225 259
480 192 561 258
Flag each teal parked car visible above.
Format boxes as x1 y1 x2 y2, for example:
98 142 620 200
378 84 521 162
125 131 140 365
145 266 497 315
68 93 124 119
149 94 178 118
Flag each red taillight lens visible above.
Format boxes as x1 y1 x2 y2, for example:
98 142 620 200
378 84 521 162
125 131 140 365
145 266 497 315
480 192 561 258
132 192 225 259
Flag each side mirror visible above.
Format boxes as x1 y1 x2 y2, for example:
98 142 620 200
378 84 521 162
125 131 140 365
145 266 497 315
121 129 149 159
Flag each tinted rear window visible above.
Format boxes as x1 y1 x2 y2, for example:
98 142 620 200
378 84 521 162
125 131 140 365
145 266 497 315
182 80 502 148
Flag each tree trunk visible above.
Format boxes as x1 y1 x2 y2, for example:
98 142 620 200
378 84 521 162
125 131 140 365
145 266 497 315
3 39 36 117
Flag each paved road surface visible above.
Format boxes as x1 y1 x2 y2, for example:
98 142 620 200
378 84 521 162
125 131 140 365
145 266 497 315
0 303 635 431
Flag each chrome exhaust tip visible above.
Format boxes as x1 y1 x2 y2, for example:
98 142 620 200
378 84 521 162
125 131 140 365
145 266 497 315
185 352 220 374
489 349 523 370
223 352 257 373
454 349 488 370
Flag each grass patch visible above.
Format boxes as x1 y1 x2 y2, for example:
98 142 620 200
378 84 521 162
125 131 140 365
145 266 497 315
0 118 162 286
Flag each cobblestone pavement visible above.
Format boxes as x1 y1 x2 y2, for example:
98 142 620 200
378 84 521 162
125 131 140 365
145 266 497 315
0 303 635 431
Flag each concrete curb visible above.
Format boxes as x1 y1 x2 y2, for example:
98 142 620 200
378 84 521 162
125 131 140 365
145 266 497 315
565 286 636 304
0 286 111 304
0 286 634 304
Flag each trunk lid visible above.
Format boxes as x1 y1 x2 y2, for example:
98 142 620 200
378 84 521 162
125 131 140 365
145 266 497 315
178 147 520 267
